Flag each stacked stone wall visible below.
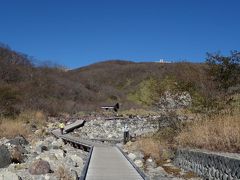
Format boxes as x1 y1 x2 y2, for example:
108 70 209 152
174 149 240 180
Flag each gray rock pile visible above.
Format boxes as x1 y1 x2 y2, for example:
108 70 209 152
0 145 12 168
156 91 192 110
73 117 159 140
0 134 87 180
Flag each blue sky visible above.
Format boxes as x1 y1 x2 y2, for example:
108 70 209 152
0 0 239 68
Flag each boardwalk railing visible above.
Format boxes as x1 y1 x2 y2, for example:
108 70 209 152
79 146 94 180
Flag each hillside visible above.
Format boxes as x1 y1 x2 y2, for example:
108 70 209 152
0 46 215 116
0 45 240 180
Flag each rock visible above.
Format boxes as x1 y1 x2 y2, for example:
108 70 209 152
16 144 28 154
128 153 137 161
157 91 192 110
70 170 78 180
29 159 52 175
146 158 157 168
125 141 133 147
8 135 29 146
0 145 11 168
36 145 48 153
47 123 55 129
65 156 75 166
37 153 58 163
0 171 22 180
45 136 56 144
107 134 113 138
134 159 143 168
34 129 43 136
8 163 28 171
147 166 169 178
166 159 171 163
75 118 159 140
70 154 83 167
51 149 65 160
134 151 144 160
0 137 10 145
10 146 25 163
34 141 44 153
51 139 64 149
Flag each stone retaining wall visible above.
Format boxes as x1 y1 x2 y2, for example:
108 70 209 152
173 149 240 180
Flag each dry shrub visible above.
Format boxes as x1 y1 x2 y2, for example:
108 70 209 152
136 138 171 164
55 165 73 180
176 113 240 153
0 119 30 138
0 110 47 139
18 110 47 127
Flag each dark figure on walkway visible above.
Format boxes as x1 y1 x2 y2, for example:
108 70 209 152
123 124 129 144
59 122 65 135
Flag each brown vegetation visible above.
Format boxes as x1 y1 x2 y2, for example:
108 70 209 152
55 165 73 180
134 137 171 164
0 119 30 139
0 110 47 138
1 45 216 116
175 112 240 153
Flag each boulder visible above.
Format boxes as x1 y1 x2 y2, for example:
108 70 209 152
70 170 78 180
128 153 137 161
0 145 11 168
51 139 64 149
28 159 51 175
44 136 55 143
51 149 65 160
36 145 48 153
146 158 157 168
70 154 83 167
8 135 29 146
0 171 22 180
134 159 143 168
134 151 145 160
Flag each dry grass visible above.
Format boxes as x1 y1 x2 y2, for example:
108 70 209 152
162 165 181 176
0 119 30 138
176 113 240 153
0 110 47 139
135 137 172 164
18 110 47 126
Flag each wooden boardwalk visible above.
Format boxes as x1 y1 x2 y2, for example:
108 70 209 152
52 120 146 180
86 146 144 180
64 119 85 133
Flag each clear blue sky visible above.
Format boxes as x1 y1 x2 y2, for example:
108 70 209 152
0 0 239 68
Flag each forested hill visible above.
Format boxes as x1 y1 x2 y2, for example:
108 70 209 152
0 45 214 116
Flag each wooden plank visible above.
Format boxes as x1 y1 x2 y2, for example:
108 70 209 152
62 134 108 147
105 117 126 120
89 138 122 143
86 147 144 180
64 119 85 133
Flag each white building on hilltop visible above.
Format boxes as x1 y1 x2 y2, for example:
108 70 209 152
156 59 172 63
